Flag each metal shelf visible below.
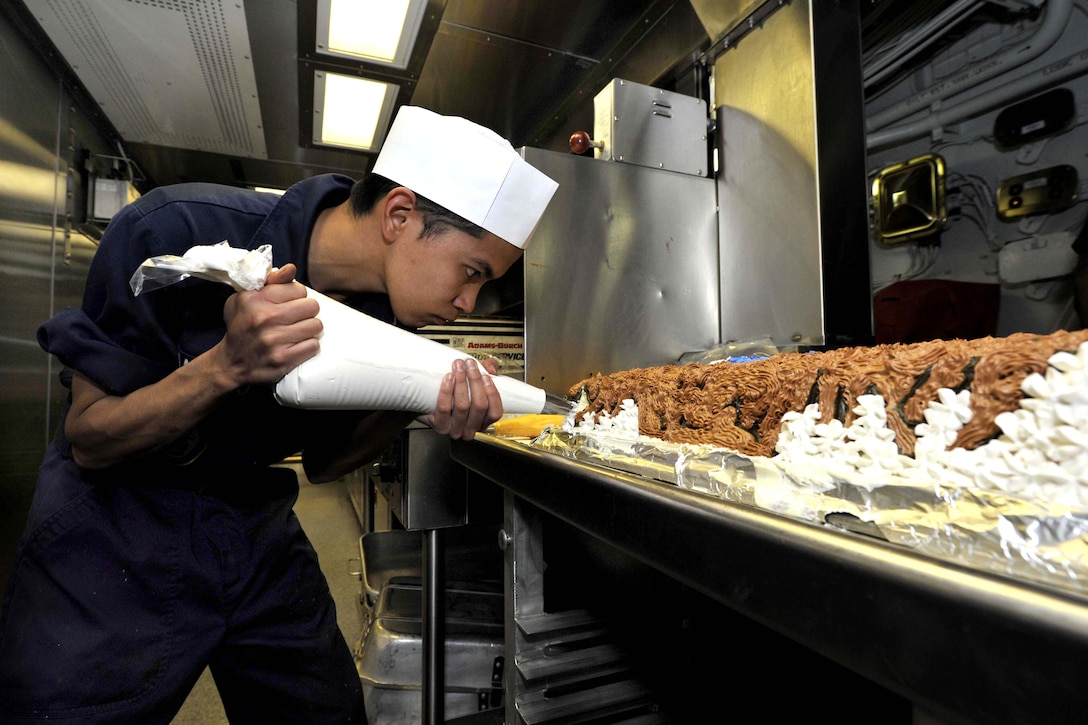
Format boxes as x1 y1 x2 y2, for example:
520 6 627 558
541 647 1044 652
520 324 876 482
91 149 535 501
452 434 1088 725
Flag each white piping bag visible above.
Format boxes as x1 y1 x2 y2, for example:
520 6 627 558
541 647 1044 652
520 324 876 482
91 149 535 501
275 287 551 414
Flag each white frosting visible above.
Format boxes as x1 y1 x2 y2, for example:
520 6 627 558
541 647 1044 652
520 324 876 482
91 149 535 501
565 397 641 439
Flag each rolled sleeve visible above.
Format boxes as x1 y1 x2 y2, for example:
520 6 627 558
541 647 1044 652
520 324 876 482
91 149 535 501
38 307 175 394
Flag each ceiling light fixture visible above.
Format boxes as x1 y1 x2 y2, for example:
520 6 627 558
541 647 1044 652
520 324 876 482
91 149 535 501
316 0 427 70
312 71 398 151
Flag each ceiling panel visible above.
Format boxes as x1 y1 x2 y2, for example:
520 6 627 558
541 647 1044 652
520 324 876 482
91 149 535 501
25 0 267 159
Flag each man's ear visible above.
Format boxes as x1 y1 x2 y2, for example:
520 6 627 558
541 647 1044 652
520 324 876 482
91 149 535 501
381 187 417 242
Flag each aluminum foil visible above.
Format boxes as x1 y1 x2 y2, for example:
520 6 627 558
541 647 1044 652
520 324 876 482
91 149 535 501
529 428 1088 600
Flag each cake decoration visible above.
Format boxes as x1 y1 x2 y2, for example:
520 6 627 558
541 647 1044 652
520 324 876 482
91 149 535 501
520 329 1088 597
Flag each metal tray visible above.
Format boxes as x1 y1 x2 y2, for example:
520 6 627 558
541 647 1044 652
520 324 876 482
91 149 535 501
357 582 504 724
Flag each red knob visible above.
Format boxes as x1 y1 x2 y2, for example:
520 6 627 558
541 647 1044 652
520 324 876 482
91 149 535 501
569 130 597 155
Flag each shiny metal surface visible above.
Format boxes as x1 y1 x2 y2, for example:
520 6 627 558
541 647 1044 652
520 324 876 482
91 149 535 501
358 581 504 723
520 147 719 395
592 78 709 176
713 0 872 347
0 7 103 583
422 530 444 724
540 393 573 415
452 434 1088 725
714 0 822 346
499 490 662 723
372 425 470 530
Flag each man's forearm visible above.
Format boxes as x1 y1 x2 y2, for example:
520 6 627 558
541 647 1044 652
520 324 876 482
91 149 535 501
65 349 240 469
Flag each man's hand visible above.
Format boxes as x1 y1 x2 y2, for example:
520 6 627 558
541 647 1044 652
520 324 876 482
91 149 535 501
304 356 505 481
219 264 322 386
421 357 503 440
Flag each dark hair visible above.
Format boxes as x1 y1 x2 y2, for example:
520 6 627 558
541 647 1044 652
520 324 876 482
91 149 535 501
349 174 487 240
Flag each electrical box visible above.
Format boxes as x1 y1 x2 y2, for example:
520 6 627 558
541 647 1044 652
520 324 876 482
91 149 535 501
91 178 141 221
593 78 709 177
996 165 1078 219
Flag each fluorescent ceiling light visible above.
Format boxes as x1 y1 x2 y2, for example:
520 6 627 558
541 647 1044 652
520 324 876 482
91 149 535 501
312 71 398 151
316 0 427 70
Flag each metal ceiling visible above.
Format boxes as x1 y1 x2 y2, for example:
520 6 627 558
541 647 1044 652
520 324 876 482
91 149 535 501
16 0 712 191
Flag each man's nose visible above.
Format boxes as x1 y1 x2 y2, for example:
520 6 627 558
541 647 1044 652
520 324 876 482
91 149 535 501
454 287 478 315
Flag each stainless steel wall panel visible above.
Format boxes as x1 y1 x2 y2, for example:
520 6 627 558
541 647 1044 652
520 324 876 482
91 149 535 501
0 33 67 436
0 6 103 588
520 148 719 396
0 25 64 219
715 105 824 345
0 10 65 587
714 1 822 346
713 0 872 347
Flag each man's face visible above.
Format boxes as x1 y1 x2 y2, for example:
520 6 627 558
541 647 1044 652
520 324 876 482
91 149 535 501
386 216 522 329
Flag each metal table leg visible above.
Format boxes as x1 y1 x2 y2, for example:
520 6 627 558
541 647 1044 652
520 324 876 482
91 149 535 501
422 528 445 724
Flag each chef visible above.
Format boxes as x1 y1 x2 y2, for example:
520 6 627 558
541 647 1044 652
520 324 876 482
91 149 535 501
0 106 557 724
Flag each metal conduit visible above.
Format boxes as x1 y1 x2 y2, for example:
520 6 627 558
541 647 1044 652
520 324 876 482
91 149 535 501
867 42 1088 149
866 0 1074 133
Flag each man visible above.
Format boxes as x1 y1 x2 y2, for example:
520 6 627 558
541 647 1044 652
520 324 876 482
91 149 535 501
0 106 557 724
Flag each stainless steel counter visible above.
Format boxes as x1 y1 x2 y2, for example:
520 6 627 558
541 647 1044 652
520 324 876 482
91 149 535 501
452 433 1088 724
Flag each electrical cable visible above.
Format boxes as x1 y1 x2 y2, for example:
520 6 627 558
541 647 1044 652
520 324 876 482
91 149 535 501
868 0 1073 134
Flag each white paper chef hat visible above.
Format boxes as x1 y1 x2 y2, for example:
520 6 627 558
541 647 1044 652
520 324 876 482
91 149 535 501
373 106 558 249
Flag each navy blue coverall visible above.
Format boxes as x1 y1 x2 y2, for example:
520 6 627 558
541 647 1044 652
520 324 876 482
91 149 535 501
0 175 383 723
